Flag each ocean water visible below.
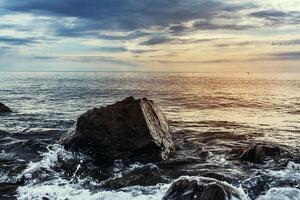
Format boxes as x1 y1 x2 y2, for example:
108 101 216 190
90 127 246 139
0 72 300 200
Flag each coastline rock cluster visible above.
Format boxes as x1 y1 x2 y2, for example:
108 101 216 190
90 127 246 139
57 96 284 199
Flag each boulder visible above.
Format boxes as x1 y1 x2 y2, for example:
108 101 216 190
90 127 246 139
59 97 175 163
163 176 243 200
0 103 12 113
101 164 167 189
239 144 281 164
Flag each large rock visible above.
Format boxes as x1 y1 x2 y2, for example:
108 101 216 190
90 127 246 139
239 144 281 164
163 177 244 200
59 97 175 163
0 103 12 113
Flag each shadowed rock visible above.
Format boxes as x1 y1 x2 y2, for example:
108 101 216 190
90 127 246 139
0 103 12 113
163 176 244 200
101 164 167 189
59 96 175 164
240 145 281 164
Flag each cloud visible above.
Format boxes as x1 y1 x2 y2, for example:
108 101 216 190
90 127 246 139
156 59 233 64
271 52 300 60
140 36 219 45
193 20 255 30
96 31 150 40
0 36 36 45
249 9 300 25
61 55 139 67
2 0 250 34
168 25 187 35
250 10 287 18
271 40 300 46
140 36 173 45
93 47 128 53
130 49 158 54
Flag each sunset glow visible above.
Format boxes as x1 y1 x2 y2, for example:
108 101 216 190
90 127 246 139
0 0 300 72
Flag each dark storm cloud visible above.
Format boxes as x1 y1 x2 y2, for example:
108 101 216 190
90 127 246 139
2 0 251 35
0 36 37 45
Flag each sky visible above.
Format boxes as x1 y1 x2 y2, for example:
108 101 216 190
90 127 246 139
0 0 300 72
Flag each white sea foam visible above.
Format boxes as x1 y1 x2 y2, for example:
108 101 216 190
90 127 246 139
16 144 300 200
256 187 300 200
0 171 9 183
17 179 170 200
17 176 251 200
17 145 169 200
266 161 300 182
20 144 73 179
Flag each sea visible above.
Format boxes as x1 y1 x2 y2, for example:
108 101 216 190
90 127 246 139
0 72 300 200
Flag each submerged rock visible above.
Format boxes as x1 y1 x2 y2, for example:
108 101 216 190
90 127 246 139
0 103 12 113
59 96 175 163
101 164 167 189
163 176 244 200
239 144 281 164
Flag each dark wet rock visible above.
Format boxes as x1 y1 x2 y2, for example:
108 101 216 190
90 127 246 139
0 182 22 200
59 96 175 164
163 176 243 200
200 172 235 183
157 157 202 168
101 164 167 189
239 144 281 164
0 103 12 113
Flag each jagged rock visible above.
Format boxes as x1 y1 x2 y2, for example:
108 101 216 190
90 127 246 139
0 103 12 113
163 177 243 200
101 164 167 189
163 177 241 200
59 97 175 163
240 144 281 164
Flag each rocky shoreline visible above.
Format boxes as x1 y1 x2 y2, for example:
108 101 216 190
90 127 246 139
57 97 292 199
0 97 299 200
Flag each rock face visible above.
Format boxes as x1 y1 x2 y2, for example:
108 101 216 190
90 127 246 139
0 103 12 113
59 96 175 163
163 177 243 200
239 145 281 164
